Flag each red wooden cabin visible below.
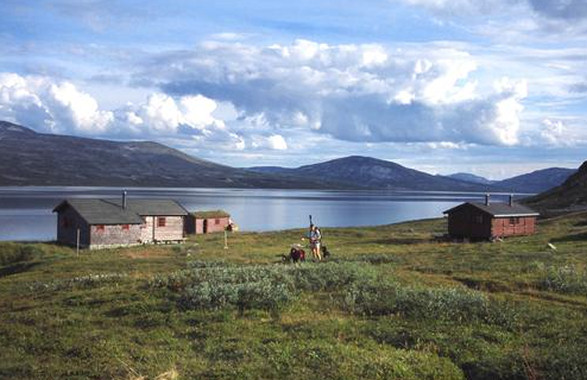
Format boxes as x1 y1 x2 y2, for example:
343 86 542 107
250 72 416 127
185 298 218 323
185 210 231 235
443 195 539 240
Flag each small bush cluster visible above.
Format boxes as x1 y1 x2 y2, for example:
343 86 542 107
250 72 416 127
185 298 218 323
153 262 377 315
334 253 398 265
342 280 519 329
0 244 44 266
181 279 293 316
29 272 128 292
538 265 587 294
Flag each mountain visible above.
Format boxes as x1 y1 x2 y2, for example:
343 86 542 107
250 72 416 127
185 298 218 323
0 121 344 189
250 156 495 191
3 120 575 193
446 173 495 185
494 167 576 193
524 160 587 212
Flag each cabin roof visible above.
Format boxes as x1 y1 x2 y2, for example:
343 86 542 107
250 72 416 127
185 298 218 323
53 199 188 225
191 210 230 219
443 202 540 218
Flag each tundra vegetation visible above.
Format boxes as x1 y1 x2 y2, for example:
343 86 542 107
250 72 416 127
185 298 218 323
1 213 587 379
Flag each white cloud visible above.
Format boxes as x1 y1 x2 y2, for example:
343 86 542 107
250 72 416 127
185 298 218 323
0 72 242 150
267 134 288 150
0 72 113 134
137 39 529 146
540 118 566 145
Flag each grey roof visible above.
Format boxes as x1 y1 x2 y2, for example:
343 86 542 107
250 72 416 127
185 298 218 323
53 198 188 225
109 199 188 216
443 202 540 217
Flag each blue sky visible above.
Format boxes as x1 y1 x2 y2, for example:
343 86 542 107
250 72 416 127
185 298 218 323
1 0 587 179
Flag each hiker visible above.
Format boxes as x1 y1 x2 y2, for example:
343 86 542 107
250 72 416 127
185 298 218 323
309 224 322 261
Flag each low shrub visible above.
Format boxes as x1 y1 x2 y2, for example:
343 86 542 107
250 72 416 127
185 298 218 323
181 279 294 316
336 253 399 265
0 243 44 266
29 273 128 292
342 279 519 329
538 265 587 295
155 262 378 315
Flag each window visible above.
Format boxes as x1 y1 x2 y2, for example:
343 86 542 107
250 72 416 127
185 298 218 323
122 224 130 231
474 215 483 224
509 217 520 225
96 225 105 232
215 218 220 225
62 217 70 228
157 217 166 227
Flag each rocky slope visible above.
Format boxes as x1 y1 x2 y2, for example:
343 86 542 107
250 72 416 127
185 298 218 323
524 160 587 212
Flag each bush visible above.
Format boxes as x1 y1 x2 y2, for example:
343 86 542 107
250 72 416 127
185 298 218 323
342 279 519 329
335 253 399 265
29 273 128 292
538 265 587 295
155 262 378 315
0 243 44 266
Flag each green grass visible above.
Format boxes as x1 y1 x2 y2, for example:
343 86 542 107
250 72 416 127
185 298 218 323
1 213 587 379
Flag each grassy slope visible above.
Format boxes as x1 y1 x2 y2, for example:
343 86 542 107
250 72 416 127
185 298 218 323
1 214 587 379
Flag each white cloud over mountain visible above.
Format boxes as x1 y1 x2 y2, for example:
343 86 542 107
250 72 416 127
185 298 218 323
136 39 528 146
0 36 582 161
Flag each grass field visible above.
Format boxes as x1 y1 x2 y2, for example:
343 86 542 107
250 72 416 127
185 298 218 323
1 213 587 379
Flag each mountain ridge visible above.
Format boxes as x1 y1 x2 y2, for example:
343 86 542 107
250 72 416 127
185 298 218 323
524 160 587 212
249 155 496 192
0 121 344 189
0 120 578 193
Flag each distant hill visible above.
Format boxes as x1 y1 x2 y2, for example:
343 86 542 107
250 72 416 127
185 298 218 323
2 120 577 193
494 167 576 193
0 121 343 189
250 156 495 191
446 173 495 185
524 160 587 212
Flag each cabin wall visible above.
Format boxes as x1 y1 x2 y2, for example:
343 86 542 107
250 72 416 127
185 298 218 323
57 207 90 247
152 216 184 241
187 216 229 235
447 206 492 239
491 217 536 237
140 216 154 243
89 224 141 249
203 217 230 234
195 219 204 234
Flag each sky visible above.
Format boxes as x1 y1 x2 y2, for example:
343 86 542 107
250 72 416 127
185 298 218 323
1 0 587 179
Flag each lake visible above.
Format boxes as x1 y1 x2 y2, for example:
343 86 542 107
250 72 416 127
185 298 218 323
0 187 517 241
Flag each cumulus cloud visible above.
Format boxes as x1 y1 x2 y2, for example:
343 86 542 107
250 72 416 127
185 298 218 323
0 72 113 134
135 39 527 146
0 72 251 150
0 72 297 153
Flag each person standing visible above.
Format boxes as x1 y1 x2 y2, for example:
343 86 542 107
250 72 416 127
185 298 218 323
310 224 322 261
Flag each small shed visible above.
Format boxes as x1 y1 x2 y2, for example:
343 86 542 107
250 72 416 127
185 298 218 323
185 210 231 235
53 195 188 249
443 195 539 240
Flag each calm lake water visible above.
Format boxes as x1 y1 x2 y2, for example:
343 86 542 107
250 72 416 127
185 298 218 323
0 187 519 241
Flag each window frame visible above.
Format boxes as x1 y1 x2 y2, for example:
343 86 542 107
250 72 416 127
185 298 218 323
157 217 166 227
